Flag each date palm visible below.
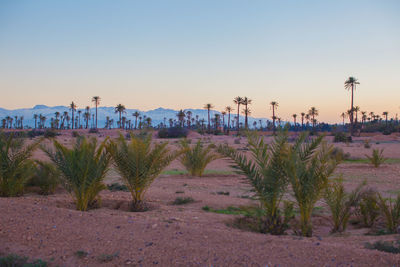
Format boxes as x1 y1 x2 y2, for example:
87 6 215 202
132 111 140 129
308 107 318 130
70 101 77 129
115 104 126 129
91 96 101 129
177 109 186 127
225 106 234 135
204 103 214 132
43 136 111 211
107 133 181 211
340 112 346 125
292 114 297 129
344 77 360 136
383 111 389 127
242 97 252 129
270 101 278 135
300 112 305 129
234 96 244 132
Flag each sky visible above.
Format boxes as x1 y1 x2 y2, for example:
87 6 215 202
0 0 399 123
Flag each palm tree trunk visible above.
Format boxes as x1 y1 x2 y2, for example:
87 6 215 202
95 103 98 129
227 112 231 135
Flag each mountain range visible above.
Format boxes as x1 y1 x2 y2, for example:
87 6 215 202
0 105 271 129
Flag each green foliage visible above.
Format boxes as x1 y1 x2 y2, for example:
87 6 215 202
366 149 386 168
30 161 60 195
97 252 119 263
74 250 88 259
365 240 400 254
0 132 40 197
330 147 350 161
107 133 181 211
172 196 195 205
285 133 340 237
377 193 400 233
43 136 111 211
179 139 219 176
333 132 351 143
363 139 371 149
158 127 188 138
107 182 129 192
218 131 290 235
0 254 47 267
324 178 364 233
358 189 380 227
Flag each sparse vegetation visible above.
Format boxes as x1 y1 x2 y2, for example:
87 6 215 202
0 254 48 267
107 182 129 192
172 196 195 205
366 149 386 168
377 193 400 233
43 136 111 211
30 160 60 195
179 139 219 176
97 252 119 263
358 189 380 227
365 240 400 254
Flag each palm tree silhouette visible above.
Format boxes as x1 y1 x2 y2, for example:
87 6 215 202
383 111 389 127
91 96 101 129
70 101 77 129
292 114 297 130
308 107 318 130
133 111 140 129
242 97 252 129
225 106 233 135
204 103 214 132
177 109 186 127
300 112 305 129
33 114 38 129
270 101 278 135
221 111 226 131
233 96 243 132
115 104 126 129
344 77 360 136
340 112 346 125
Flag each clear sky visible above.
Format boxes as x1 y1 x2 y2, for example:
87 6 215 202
0 0 399 123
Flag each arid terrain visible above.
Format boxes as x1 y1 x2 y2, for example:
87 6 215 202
1 130 400 266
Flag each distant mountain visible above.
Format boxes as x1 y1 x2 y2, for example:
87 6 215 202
0 105 272 129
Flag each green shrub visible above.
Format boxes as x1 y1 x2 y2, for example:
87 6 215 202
107 183 129 192
366 149 386 168
0 132 40 197
324 178 364 233
0 254 47 267
158 127 188 138
72 131 80 138
330 147 350 161
365 240 400 254
179 139 219 177
358 189 380 227
363 139 371 149
107 133 181 211
43 129 58 138
285 133 340 237
377 193 400 233
333 132 351 143
30 161 60 195
43 136 111 211
218 132 290 235
88 128 99 134
172 196 195 205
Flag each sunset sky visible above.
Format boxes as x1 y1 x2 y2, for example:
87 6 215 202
0 0 399 123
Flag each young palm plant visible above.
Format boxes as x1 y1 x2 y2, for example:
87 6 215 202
285 133 340 237
107 133 181 211
30 160 60 195
366 149 386 168
43 136 111 211
179 139 219 176
0 132 40 197
376 193 400 233
324 178 365 233
358 188 380 227
218 132 291 235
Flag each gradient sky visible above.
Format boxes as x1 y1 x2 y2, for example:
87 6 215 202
1 0 399 123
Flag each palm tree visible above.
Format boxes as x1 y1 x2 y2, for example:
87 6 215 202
186 111 192 128
308 107 318 130
221 111 226 130
242 107 251 129
132 111 140 129
233 97 243 132
354 106 360 124
242 97 252 129
204 103 214 132
91 96 101 129
292 114 297 129
70 101 77 129
114 104 126 129
33 114 38 129
270 101 278 135
340 112 346 125
361 111 367 125
225 106 233 135
344 77 360 136
77 110 82 129
177 109 186 127
383 111 389 127
300 112 305 129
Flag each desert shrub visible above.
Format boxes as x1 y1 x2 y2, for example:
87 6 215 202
1 131 27 139
107 133 181 211
158 127 188 138
330 147 350 161
324 178 364 233
179 139 219 177
366 149 386 168
365 240 400 254
285 133 340 237
218 132 291 235
97 252 119 263
377 193 400 233
0 254 48 267
107 183 129 192
233 138 241 144
43 129 58 138
72 131 80 138
30 161 60 195
27 130 44 138
363 139 371 149
43 136 111 211
0 132 40 197
88 128 99 134
358 188 380 227
172 196 195 205
333 132 351 143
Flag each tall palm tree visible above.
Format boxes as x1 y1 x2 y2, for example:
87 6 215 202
344 77 360 136
354 106 360 124
225 106 233 135
383 111 389 127
292 114 297 129
308 107 318 130
270 101 278 135
221 111 226 130
115 104 126 129
77 110 82 129
233 97 243 132
91 96 101 129
33 114 38 129
186 111 192 128
242 107 251 129
70 101 77 129
204 103 214 132
132 111 140 129
177 109 186 127
361 111 367 125
300 112 305 129
242 97 252 129
340 112 346 125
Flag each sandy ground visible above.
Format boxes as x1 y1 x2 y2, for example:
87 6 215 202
1 130 400 266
